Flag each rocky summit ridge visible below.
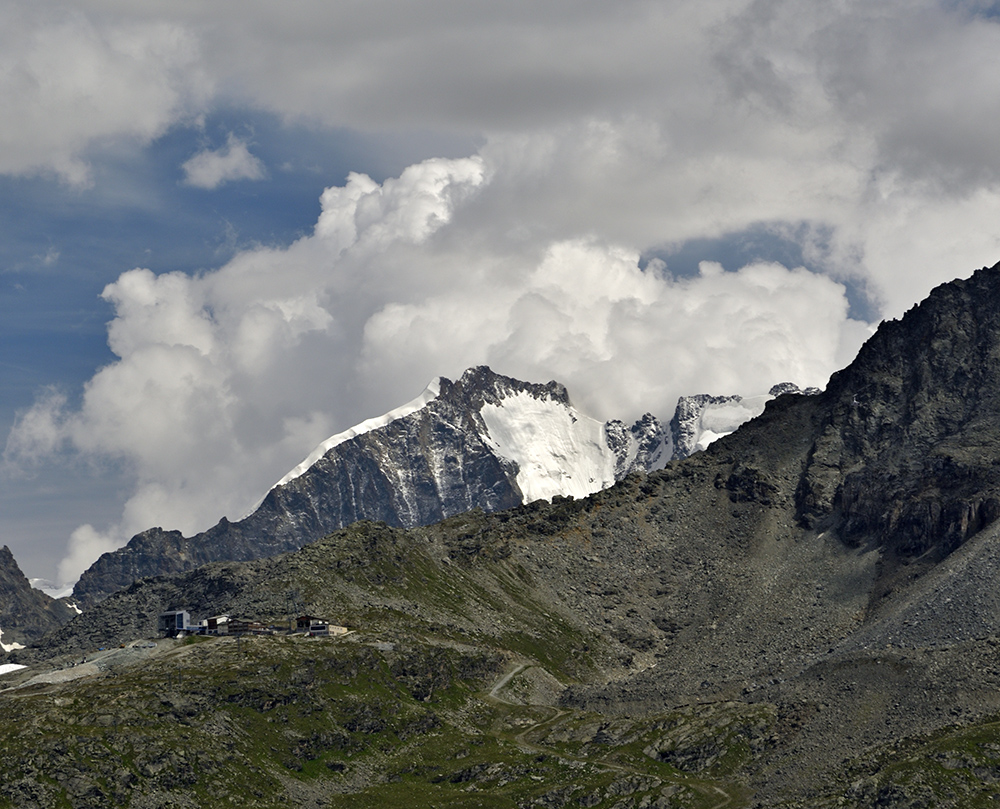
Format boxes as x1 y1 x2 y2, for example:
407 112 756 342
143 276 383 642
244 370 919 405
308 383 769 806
67 366 816 609
67 364 813 609
71 366 675 607
7 262 1000 807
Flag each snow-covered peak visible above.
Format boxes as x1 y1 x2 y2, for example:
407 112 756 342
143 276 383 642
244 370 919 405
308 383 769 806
275 378 443 488
447 365 571 408
268 367 811 515
480 390 618 503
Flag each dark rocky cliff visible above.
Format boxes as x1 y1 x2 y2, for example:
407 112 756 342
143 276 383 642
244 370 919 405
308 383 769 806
0 545 76 650
796 265 1000 558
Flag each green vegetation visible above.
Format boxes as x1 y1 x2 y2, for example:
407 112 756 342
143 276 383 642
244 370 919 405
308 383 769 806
778 716 1000 808
0 633 755 808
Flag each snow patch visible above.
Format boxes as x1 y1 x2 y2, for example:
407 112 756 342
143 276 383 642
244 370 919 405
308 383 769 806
274 378 443 489
0 627 25 653
0 663 26 676
480 391 617 503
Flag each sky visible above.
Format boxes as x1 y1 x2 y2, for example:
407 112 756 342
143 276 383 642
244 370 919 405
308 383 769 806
2 0 1000 587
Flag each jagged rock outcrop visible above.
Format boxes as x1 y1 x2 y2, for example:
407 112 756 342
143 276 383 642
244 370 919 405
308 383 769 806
605 413 671 478
0 546 76 651
670 393 743 459
72 366 670 607
796 265 1000 560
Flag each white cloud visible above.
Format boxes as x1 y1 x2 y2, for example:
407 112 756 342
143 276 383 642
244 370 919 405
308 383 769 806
3 387 68 463
58 524 120 586
181 133 265 189
0 4 210 185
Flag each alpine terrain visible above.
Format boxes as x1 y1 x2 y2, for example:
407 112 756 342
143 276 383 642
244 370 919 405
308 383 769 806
0 547 77 651
69 366 801 608
8 263 1000 807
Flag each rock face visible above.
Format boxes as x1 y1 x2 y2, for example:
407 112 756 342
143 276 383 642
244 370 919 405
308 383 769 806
606 413 672 479
72 366 671 607
797 266 1000 561
670 393 744 459
0 546 76 651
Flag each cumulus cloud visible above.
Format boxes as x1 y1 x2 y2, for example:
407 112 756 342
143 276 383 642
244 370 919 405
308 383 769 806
58 525 120 587
4 3 1000 297
181 133 265 189
0 3 209 184
6 157 870 582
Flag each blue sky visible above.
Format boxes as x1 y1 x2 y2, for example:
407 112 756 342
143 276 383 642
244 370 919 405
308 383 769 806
2 1 1000 586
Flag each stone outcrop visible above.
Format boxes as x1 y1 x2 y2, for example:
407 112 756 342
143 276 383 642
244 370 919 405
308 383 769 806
796 264 1000 558
669 393 743 460
71 367 670 607
0 545 76 650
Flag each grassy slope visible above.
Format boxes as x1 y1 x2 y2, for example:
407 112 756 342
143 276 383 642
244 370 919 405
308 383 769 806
0 631 766 809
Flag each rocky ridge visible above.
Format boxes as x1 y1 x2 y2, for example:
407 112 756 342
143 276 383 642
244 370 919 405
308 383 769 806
669 382 818 460
0 546 76 651
70 367 673 607
69 368 812 609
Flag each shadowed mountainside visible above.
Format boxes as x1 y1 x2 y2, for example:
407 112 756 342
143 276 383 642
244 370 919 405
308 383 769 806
0 546 76 650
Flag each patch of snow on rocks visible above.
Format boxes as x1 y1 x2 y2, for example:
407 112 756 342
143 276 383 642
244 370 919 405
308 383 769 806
480 391 616 503
0 627 25 653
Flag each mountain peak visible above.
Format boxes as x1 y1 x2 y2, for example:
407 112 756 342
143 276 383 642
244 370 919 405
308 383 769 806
69 366 670 606
441 366 571 409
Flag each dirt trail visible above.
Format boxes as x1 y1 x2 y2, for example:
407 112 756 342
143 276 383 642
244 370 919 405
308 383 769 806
489 662 528 698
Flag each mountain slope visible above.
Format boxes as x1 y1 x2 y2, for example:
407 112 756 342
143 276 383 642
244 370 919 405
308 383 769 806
71 366 671 607
0 546 77 651
12 262 1000 806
